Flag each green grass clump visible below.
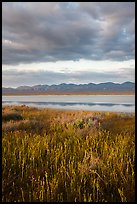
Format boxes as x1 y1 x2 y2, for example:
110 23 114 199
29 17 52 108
2 106 135 202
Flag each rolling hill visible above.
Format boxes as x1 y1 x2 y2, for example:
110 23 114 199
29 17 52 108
2 81 135 95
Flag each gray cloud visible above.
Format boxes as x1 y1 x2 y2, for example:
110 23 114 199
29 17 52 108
2 68 135 88
2 2 135 65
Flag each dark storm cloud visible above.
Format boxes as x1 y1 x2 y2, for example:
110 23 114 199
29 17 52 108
2 2 135 65
2 68 134 88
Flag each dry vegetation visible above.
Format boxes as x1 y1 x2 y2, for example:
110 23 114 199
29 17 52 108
2 91 135 96
2 105 135 202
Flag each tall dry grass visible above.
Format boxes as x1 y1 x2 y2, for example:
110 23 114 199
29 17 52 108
2 106 135 202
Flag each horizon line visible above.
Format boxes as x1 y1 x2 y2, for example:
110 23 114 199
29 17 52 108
2 81 135 89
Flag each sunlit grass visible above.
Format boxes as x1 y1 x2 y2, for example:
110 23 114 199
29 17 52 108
2 105 135 202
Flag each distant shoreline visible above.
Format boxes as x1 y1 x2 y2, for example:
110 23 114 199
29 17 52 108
2 91 135 96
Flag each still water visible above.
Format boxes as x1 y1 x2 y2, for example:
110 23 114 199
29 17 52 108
2 95 135 113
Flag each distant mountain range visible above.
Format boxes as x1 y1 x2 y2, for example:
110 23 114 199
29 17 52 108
2 81 135 94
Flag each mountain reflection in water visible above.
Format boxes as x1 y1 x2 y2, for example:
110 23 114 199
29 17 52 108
2 94 135 112
2 101 135 113
2 101 134 107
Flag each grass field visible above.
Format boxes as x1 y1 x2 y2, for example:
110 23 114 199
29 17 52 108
2 105 135 202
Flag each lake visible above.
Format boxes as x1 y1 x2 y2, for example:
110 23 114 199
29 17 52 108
2 95 135 113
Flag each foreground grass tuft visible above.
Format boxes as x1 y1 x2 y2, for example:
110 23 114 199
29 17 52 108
2 106 135 202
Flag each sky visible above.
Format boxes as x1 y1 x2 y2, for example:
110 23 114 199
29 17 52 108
2 2 135 87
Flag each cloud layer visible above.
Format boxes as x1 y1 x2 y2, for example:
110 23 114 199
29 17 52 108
2 2 135 65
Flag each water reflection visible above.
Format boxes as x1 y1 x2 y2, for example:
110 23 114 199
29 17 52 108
2 101 135 112
2 101 134 106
